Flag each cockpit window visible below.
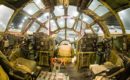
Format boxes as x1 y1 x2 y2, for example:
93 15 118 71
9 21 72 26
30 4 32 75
23 2 39 15
0 5 14 32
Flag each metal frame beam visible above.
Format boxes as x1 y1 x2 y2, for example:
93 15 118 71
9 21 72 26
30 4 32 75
51 12 61 28
99 0 126 34
83 9 111 37
20 10 48 34
5 1 112 37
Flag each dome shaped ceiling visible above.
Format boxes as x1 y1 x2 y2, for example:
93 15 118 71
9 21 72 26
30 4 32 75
0 0 130 42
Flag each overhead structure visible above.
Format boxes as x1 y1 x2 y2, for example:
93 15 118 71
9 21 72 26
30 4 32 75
77 0 93 10
1 0 130 80
0 0 130 41
58 0 69 7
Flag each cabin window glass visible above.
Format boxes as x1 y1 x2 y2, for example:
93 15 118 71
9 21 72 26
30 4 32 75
57 18 65 28
74 22 81 32
104 15 122 34
74 21 86 32
39 28 49 35
68 6 79 17
94 6 109 16
27 22 40 34
54 5 64 16
67 19 75 28
45 20 58 32
89 0 109 16
85 29 93 34
92 23 104 36
118 8 130 34
33 0 45 9
89 0 102 11
108 25 122 34
9 12 30 32
23 2 39 15
57 29 65 40
0 5 14 32
37 12 50 23
81 14 93 24
67 30 79 42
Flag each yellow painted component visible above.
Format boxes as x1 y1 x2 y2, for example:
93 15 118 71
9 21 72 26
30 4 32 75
58 44 72 57
109 50 124 66
0 66 9 80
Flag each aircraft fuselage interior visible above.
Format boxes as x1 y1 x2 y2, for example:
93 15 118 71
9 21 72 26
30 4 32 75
1 0 130 80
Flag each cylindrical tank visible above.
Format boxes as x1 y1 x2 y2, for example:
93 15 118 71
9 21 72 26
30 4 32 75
57 41 74 63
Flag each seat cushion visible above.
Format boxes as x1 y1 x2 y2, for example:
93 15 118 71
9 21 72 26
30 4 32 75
13 57 36 73
90 64 107 74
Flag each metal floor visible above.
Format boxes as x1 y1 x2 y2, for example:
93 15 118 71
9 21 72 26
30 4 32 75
41 63 93 80
60 64 93 80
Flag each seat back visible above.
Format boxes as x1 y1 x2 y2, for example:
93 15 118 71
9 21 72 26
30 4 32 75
0 65 9 80
109 50 124 66
0 51 13 72
8 48 22 61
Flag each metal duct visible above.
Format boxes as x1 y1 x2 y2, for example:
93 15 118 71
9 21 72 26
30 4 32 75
77 0 93 10
58 0 69 7
42 0 54 11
